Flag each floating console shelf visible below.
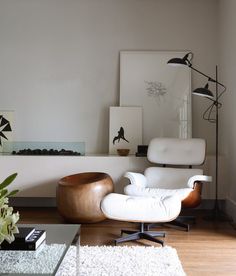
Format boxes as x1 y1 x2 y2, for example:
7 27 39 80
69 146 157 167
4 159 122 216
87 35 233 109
0 155 150 198
0 155 226 202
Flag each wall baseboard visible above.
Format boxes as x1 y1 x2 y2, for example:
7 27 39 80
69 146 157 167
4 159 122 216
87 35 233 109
10 197 225 209
197 199 225 210
9 197 57 208
225 197 236 223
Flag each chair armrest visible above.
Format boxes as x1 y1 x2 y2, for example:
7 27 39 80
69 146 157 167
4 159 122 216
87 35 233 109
187 175 212 189
124 172 147 188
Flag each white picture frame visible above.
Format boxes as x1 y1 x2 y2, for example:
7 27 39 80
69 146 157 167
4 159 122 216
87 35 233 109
120 51 192 144
109 107 142 155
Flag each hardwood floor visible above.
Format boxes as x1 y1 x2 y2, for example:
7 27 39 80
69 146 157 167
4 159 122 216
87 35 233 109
18 207 236 276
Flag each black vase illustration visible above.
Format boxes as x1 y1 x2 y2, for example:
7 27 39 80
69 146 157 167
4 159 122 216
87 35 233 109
113 127 129 145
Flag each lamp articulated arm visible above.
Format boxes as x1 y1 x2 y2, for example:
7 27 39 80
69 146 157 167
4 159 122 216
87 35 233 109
167 51 226 122
183 52 226 96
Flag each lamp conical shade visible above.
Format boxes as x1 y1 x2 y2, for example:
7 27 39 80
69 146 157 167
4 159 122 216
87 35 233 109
167 57 188 66
193 84 214 99
167 53 191 66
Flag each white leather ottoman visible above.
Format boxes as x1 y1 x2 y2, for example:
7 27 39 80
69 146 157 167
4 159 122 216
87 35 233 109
101 193 181 245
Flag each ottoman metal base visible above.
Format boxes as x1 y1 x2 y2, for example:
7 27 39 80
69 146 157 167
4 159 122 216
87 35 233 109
147 215 196 232
115 223 165 246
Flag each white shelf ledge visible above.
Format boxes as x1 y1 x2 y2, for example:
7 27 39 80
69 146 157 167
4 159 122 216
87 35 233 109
0 155 227 200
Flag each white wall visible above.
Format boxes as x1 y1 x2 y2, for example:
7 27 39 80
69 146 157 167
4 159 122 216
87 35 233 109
0 0 218 154
219 0 236 221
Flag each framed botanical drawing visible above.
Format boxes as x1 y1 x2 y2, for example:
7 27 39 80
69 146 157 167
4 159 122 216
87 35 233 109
120 51 192 144
0 111 14 152
109 107 142 155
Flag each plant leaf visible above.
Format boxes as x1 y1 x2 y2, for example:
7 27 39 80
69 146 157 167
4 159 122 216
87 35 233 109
0 189 8 198
0 173 17 190
7 190 19 197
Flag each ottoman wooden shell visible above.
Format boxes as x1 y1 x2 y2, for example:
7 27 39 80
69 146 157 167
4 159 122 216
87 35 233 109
57 172 114 223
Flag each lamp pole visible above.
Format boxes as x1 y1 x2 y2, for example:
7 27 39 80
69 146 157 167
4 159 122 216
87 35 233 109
215 65 219 215
167 53 227 220
207 66 228 220
203 66 227 220
186 64 224 219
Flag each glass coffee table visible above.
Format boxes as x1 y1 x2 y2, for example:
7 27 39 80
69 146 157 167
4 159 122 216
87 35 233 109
0 224 80 276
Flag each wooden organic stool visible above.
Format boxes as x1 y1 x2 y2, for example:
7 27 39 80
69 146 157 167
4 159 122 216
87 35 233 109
57 172 114 223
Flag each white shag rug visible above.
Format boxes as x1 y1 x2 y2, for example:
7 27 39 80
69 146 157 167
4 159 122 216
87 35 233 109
57 245 186 276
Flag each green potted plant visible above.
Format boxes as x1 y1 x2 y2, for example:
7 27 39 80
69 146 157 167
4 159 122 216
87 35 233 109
0 173 19 244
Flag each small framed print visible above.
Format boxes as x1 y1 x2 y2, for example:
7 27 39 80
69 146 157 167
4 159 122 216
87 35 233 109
109 107 142 155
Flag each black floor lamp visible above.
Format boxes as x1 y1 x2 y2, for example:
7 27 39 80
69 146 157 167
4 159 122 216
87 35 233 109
167 52 227 220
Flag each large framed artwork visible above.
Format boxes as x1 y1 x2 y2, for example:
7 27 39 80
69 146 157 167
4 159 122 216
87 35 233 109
120 51 192 144
109 107 142 155
0 111 14 152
